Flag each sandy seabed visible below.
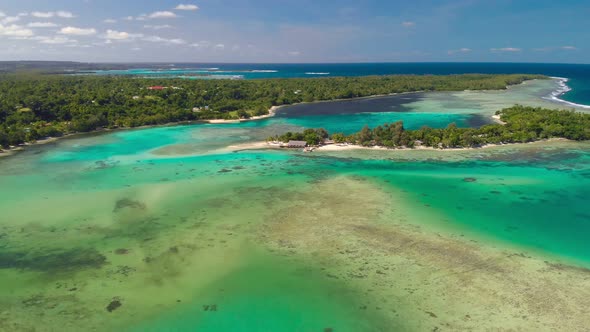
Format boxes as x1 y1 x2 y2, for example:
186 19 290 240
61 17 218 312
260 176 590 331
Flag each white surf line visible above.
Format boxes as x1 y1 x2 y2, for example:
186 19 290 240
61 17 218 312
543 77 590 109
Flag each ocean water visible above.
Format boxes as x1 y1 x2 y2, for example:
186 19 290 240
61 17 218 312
88 62 590 107
1 78 590 330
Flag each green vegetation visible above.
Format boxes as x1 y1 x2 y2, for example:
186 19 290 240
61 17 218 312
0 73 543 148
270 106 590 148
269 128 330 146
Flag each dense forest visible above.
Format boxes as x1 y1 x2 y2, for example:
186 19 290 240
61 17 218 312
0 73 543 148
271 106 590 148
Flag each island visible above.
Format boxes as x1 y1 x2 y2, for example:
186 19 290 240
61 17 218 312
0 73 543 150
268 105 590 149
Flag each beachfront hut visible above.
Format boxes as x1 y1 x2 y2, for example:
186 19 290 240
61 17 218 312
287 140 307 148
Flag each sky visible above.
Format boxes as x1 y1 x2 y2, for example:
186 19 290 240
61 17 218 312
0 0 588 63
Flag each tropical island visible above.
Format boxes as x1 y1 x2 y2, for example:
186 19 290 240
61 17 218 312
268 105 590 149
0 73 543 149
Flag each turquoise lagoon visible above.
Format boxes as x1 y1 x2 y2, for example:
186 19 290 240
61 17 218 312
1 78 589 331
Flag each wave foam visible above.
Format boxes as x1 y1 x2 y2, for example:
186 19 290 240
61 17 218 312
250 70 278 73
543 77 590 109
305 72 330 75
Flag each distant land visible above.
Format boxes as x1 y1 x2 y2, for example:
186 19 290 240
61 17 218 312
0 61 165 73
3 61 589 106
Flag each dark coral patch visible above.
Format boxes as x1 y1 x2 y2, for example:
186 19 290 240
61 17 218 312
0 248 107 272
113 198 147 212
114 248 130 255
106 299 122 312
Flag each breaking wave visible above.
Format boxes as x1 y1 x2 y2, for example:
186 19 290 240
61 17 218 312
543 77 590 109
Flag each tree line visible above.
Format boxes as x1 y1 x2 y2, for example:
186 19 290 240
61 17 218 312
0 73 544 148
270 106 590 148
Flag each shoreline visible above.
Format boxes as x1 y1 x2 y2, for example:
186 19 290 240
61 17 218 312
0 120 201 158
0 91 435 158
0 77 570 159
314 138 570 152
225 137 573 153
204 105 280 124
0 136 65 158
491 114 506 124
163 77 558 125
202 90 428 124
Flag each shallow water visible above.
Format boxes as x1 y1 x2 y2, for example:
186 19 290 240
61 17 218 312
1 79 589 331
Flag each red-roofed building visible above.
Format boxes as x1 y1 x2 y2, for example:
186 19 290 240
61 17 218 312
148 86 165 90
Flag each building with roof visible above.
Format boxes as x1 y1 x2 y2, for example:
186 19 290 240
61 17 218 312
287 140 307 148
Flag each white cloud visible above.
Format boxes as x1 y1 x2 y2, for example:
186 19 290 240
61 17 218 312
143 35 165 43
1 16 20 24
288 51 301 56
31 12 53 18
105 30 130 40
148 11 177 19
448 47 471 55
38 36 77 44
214 43 225 49
27 22 59 28
534 46 578 52
0 24 34 37
491 47 521 52
175 4 199 11
59 26 97 36
0 12 5 18
402 21 415 27
103 29 143 41
190 40 210 48
126 11 178 21
103 19 117 24
143 35 186 44
56 11 75 18
31 11 75 19
144 24 173 30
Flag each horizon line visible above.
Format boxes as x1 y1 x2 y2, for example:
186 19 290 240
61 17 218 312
4 60 590 66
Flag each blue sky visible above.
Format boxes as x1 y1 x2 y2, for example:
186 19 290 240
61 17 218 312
0 0 588 63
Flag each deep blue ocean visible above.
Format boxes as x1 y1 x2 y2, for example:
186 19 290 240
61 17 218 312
93 62 590 106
